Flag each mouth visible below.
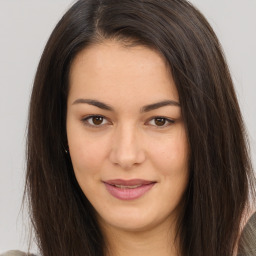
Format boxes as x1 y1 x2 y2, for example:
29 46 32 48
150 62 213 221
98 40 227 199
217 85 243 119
103 179 156 200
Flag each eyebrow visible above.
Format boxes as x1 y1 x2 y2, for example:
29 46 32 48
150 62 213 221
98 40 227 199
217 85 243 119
72 99 113 111
141 100 180 112
72 98 180 112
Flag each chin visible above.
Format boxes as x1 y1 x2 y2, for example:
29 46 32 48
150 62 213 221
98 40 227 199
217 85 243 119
96 204 177 233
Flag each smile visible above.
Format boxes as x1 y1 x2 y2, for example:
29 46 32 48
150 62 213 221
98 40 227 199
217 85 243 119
103 179 156 200
113 184 141 189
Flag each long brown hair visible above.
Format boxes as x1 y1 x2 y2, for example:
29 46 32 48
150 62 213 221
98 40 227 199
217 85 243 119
25 0 255 255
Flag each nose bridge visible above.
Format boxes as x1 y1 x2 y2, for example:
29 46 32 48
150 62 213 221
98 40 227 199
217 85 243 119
109 122 145 169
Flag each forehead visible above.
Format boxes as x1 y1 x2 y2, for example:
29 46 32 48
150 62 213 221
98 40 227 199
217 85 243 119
68 40 179 105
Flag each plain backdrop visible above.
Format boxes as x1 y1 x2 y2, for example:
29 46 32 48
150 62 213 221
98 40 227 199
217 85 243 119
0 0 255 254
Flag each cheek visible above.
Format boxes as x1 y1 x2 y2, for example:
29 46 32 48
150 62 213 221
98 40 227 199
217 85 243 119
148 128 189 176
67 123 110 177
154 130 189 210
69 140 106 174
68 137 107 197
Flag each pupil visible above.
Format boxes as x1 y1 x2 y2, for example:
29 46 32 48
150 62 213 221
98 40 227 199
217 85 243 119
155 118 165 126
93 116 103 125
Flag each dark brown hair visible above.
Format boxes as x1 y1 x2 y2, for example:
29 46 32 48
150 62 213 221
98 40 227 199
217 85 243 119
25 0 255 255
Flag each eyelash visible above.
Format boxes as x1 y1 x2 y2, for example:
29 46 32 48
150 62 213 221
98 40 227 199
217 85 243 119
81 115 175 128
81 115 111 128
147 116 175 127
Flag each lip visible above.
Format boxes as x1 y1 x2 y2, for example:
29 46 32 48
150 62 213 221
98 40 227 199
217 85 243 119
103 179 156 200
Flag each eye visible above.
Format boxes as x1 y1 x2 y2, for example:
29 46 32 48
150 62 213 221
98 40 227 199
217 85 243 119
82 115 109 127
147 117 175 127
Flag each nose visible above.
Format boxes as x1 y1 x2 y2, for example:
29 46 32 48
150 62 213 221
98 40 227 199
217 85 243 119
109 124 146 170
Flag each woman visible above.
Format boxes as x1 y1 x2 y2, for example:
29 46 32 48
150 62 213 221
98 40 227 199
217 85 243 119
2 0 255 255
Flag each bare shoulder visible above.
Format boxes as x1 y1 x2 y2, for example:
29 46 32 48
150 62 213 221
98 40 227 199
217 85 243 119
237 212 256 256
0 251 36 256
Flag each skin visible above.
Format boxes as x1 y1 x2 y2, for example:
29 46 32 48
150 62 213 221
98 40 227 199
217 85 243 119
66 40 189 256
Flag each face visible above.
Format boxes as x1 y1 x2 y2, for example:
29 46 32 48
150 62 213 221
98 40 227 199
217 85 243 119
66 40 189 233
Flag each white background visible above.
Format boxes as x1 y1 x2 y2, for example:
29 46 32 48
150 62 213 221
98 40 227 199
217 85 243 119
0 0 255 254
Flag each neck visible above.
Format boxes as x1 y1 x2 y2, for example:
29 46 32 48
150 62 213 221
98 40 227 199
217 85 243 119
101 219 180 256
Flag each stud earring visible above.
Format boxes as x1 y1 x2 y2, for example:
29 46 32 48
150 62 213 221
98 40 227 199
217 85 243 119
63 144 69 154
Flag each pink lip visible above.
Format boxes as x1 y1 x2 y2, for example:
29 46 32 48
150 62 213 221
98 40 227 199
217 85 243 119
104 179 156 200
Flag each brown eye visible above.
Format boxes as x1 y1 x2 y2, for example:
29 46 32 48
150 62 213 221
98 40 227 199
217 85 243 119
92 116 104 125
154 118 166 126
82 115 109 127
147 117 174 128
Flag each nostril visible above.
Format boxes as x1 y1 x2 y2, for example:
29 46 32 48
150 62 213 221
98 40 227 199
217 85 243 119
109 129 146 168
109 148 145 169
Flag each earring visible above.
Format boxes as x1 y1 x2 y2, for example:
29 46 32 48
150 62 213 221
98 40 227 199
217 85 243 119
63 144 69 154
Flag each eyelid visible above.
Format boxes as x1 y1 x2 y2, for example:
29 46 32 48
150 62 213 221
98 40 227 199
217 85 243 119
81 115 175 128
81 115 112 127
145 116 175 128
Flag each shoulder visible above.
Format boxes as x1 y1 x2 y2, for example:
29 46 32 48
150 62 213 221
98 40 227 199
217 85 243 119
237 212 256 256
0 251 37 256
